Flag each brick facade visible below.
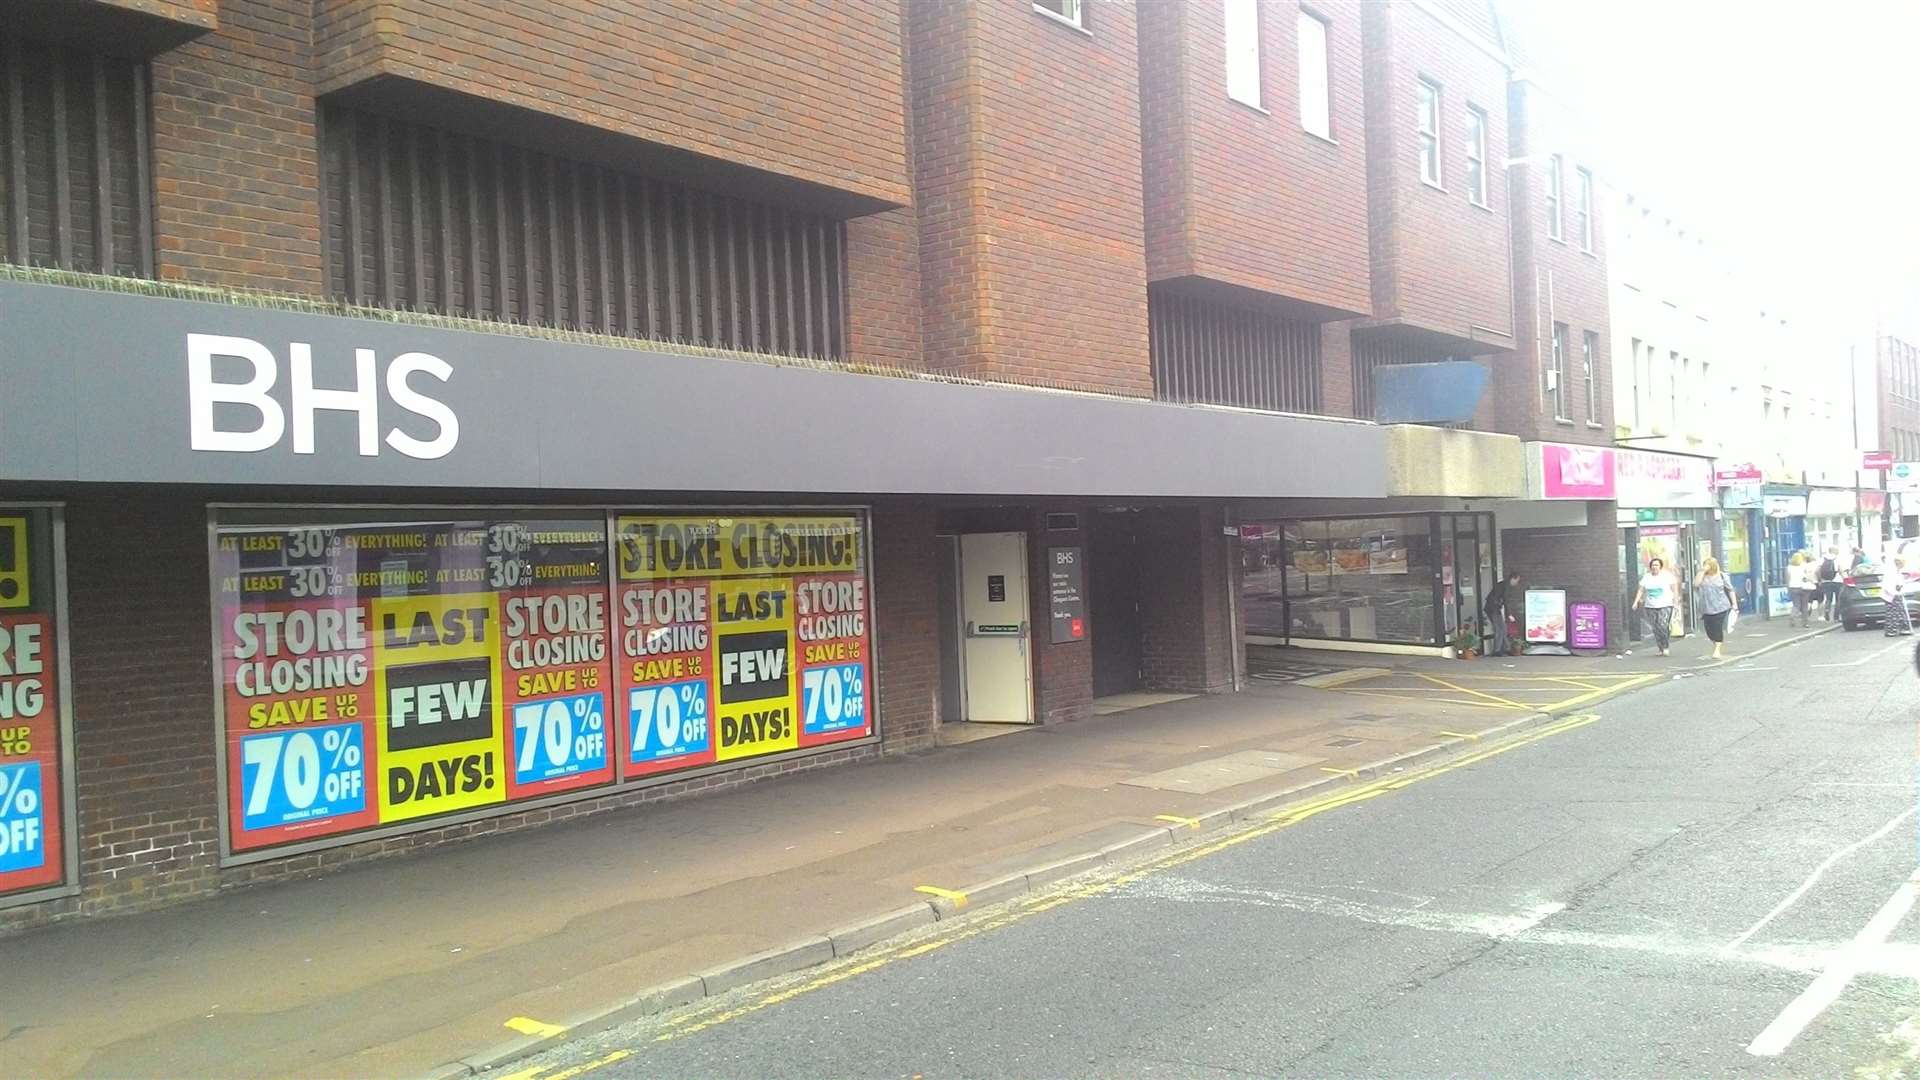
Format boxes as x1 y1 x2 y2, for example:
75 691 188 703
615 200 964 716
908 0 1151 394
1139 0 1370 320
1499 77 1612 442
312 0 910 209
1359 0 1513 351
1499 503 1626 650
1134 506 1237 693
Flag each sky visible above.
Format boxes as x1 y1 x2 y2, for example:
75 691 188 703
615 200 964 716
1503 0 1920 337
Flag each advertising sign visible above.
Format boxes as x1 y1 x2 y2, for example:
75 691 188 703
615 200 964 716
1888 462 1920 492
216 516 616 852
1764 494 1808 517
1864 450 1894 470
1047 547 1086 644
0 508 69 902
1569 602 1606 651
613 514 871 779
1714 463 1764 486
1523 589 1569 644
1613 449 1715 509
1531 443 1616 500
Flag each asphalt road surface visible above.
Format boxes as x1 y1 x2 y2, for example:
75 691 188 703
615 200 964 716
507 629 1920 1079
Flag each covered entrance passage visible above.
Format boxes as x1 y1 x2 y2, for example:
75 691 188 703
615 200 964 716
1090 508 1143 697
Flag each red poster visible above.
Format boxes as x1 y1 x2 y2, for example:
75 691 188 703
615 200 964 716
795 572 873 749
501 585 617 798
616 579 718 777
0 612 61 894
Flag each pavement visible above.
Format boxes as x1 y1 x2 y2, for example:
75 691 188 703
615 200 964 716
505 622 1920 1079
0 616 1847 1079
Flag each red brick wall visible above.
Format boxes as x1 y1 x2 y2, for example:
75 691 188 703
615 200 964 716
1360 0 1513 348
150 0 323 292
1499 78 1612 442
97 0 219 26
1134 505 1237 693
1500 503 1626 650
909 0 1151 394
312 0 910 208
870 504 940 751
845 5 925 371
1140 0 1370 318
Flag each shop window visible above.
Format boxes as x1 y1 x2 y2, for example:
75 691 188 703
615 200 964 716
1240 516 1439 645
211 507 874 862
0 505 74 908
0 36 154 278
1149 289 1322 413
320 104 849 360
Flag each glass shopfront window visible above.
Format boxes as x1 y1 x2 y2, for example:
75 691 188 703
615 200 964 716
0 505 75 908
1241 515 1446 646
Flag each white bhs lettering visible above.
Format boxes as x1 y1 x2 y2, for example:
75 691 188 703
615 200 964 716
187 333 460 459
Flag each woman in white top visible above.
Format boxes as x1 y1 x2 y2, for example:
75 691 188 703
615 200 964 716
1787 551 1813 628
1633 557 1679 656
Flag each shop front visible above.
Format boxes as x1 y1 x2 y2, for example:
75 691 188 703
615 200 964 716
1609 448 1716 642
1239 512 1495 655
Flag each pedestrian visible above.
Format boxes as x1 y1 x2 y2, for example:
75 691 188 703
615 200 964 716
1787 551 1813 628
1817 547 1842 621
1695 556 1736 660
1852 545 1869 572
1483 570 1520 656
1632 556 1678 656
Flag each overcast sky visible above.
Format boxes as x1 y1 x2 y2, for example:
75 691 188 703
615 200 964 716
1503 0 1919 336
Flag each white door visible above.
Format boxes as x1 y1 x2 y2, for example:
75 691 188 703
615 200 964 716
959 532 1033 724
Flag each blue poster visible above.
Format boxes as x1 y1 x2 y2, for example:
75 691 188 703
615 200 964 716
628 678 712 765
237 722 368 831
0 761 45 873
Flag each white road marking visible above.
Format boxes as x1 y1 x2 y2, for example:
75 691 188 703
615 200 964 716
1721 805 1918 955
1118 877 1920 981
1813 639 1911 667
1747 871 1920 1057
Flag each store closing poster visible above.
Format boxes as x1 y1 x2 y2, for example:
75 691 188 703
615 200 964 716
614 514 873 778
0 510 65 898
216 518 616 852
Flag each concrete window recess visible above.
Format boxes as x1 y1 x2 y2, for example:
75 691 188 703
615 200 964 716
212 506 875 865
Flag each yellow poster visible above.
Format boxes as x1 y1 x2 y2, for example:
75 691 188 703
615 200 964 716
0 516 28 609
709 575 798 762
372 592 507 823
616 516 860 580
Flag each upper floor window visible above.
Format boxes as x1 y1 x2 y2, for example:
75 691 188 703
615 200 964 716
1464 106 1488 206
0 36 154 278
1297 10 1332 139
1547 155 1564 240
1416 79 1441 185
320 103 849 360
1550 322 1569 420
1583 330 1599 420
1575 166 1594 250
1034 0 1084 29
1225 0 1261 108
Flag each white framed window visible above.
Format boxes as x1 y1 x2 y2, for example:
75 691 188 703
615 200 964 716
1575 166 1594 251
1225 0 1262 108
1464 105 1488 206
1551 322 1569 420
1298 9 1332 139
1583 330 1599 420
1033 0 1084 29
1546 154 1564 240
1416 78 1441 185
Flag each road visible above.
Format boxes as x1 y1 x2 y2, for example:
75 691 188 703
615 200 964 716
505 629 1920 1078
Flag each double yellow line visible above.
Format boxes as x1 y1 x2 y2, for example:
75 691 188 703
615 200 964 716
502 711 1604 1078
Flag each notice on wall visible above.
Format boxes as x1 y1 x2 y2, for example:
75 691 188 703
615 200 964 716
1569 601 1607 651
613 514 872 780
1048 547 1085 644
215 518 616 853
0 510 65 898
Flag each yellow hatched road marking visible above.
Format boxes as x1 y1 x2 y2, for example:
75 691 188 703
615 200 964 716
525 711 1607 1074
1417 673 1527 710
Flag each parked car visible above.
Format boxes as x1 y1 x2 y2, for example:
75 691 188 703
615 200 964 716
1838 562 1920 629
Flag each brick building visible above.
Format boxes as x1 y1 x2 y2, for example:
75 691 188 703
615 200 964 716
3 0 1648 926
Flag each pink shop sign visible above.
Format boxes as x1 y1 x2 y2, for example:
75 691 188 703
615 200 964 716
1537 443 1616 499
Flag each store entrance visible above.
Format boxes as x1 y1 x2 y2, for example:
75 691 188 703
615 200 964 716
1089 509 1142 696
1442 514 1496 652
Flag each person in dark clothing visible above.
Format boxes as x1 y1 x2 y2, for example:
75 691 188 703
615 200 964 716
1483 571 1521 656
1817 548 1842 621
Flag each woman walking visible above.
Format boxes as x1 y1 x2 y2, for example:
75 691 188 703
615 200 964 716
1696 556 1737 659
1788 551 1813 628
1633 556 1679 656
